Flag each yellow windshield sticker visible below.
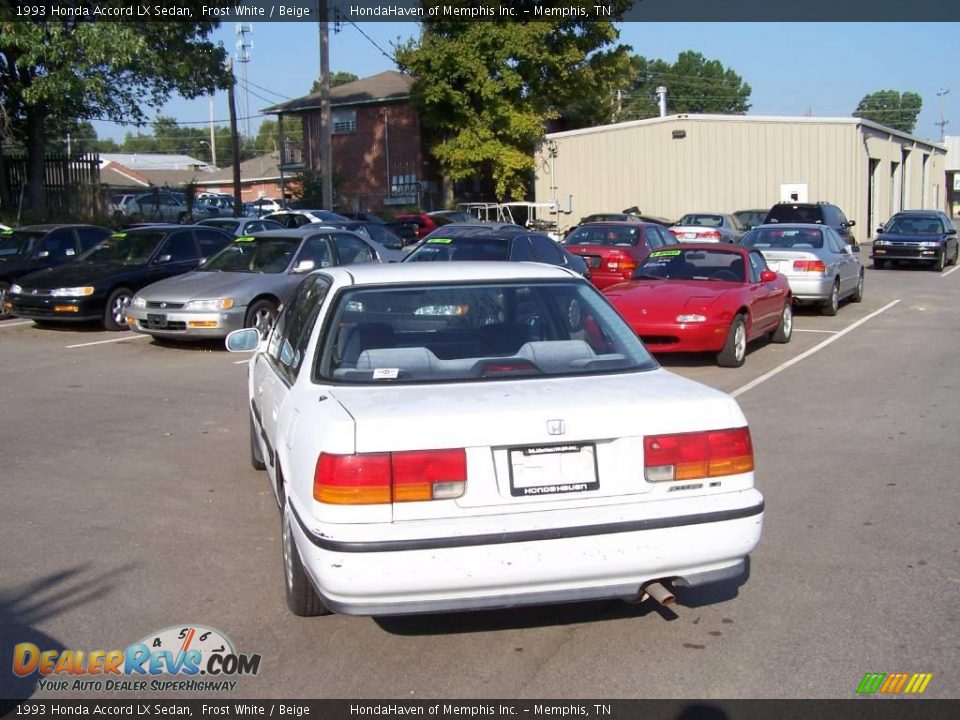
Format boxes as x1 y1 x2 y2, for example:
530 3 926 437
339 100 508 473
235 236 257 242
427 238 453 244
649 249 681 257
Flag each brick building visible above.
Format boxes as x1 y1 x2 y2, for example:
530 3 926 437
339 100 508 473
263 71 441 212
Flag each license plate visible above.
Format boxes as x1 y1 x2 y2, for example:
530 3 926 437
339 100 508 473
684 232 697 239
147 313 168 329
508 443 598 497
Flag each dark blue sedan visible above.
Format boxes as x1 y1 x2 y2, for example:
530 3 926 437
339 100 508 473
872 210 959 271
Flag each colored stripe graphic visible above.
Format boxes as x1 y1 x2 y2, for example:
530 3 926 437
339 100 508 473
857 672 932 694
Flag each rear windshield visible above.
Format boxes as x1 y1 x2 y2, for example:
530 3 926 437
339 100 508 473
78 232 165 265
885 216 944 234
742 227 824 249
317 281 657 383
563 225 639 247
405 237 509 262
0 230 44 260
200 237 300 273
765 206 823 224
634 248 746 282
679 214 724 227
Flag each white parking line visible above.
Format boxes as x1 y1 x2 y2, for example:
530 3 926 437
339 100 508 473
793 328 838 334
732 300 901 399
66 335 151 349
942 266 960 278
0 321 33 329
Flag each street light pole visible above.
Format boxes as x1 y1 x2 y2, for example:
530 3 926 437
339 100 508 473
319 4 333 210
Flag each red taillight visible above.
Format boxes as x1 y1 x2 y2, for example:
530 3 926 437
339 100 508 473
793 259 827 273
700 230 722 240
669 229 682 237
644 428 753 482
314 449 467 504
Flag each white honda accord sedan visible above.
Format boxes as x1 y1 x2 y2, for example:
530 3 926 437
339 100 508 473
226 262 764 617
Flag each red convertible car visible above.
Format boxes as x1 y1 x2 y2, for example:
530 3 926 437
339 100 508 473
602 245 793 367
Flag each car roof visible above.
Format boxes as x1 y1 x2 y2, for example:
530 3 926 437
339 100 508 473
574 221 652 228
891 209 942 216
316 261 576 286
751 223 826 231
18 224 104 232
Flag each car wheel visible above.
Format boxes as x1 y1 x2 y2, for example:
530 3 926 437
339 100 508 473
245 299 277 338
103 287 133 331
717 314 747 368
934 253 945 272
771 302 793 344
250 414 266 471
282 507 331 617
0 281 10 319
873 259 885 270
850 271 864 303
821 279 840 316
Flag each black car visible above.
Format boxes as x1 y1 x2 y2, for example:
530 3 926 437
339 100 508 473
763 202 857 245
0 224 112 318
7 225 233 330
872 210 959 271
403 226 590 279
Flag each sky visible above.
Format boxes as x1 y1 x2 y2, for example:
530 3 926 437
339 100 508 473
91 22 959 149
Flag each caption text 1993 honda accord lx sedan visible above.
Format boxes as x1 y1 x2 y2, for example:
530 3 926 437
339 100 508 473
226 261 764 617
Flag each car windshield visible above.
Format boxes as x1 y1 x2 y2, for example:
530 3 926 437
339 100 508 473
734 211 767 227
318 280 657 383
199 237 299 273
77 232 165 265
885 216 944 234
679 214 724 227
405 237 509 261
634 248 746 282
0 230 44 260
563 226 639 247
742 227 824 249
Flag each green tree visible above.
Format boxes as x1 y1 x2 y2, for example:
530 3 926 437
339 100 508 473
253 119 303 156
618 51 752 122
853 90 922 133
0 6 230 217
310 71 359 94
395 3 633 200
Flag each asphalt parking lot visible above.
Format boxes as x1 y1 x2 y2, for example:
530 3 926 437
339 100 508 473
1 261 958 700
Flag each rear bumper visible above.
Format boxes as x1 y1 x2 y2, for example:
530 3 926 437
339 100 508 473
784 275 833 302
290 489 764 615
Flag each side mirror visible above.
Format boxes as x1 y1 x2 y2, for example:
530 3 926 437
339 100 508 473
36 250 50 258
225 327 262 353
876 227 884 234
156 254 172 264
292 259 316 273
947 228 957 236
760 269 778 283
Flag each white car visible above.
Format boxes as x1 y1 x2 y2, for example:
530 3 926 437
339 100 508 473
227 262 764 617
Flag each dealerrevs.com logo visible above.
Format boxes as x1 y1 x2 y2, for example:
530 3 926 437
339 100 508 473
13 624 261 693
857 672 934 695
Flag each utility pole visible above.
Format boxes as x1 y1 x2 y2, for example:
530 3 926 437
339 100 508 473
209 96 217 167
936 88 949 142
319 4 333 210
227 57 242 216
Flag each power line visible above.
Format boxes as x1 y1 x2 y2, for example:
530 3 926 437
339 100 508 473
344 19 398 66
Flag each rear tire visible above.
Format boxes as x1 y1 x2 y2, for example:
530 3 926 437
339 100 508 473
851 271 864 303
821 279 840 316
104 287 133 331
250 414 266 471
282 509 331 617
717 314 747 368
771 302 793 344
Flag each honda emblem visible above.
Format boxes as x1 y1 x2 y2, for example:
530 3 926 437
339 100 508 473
546 419 566 436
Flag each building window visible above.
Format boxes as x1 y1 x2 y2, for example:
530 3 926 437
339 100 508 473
332 109 356 134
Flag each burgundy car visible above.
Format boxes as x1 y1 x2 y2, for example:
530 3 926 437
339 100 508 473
394 213 452 240
561 222 678 290
602 245 793 367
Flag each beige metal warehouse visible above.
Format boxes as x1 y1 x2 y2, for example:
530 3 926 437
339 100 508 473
535 114 947 241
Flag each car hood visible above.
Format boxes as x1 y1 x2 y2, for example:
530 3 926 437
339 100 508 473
136 271 284 303
16 261 141 289
879 233 946 243
603 280 733 318
328 369 743 454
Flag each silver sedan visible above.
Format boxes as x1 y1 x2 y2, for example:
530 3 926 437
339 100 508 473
128 227 399 340
741 223 864 316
